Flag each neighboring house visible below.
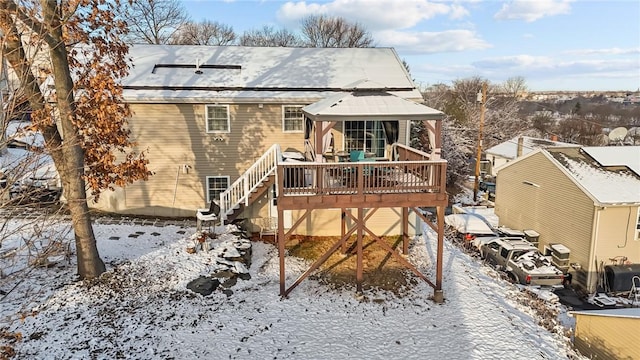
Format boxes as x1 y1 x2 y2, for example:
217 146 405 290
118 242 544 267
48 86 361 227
494 146 640 292
88 45 446 237
485 136 577 177
570 308 640 359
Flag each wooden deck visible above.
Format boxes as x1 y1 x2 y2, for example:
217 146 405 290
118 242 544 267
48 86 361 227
276 160 448 210
274 144 448 300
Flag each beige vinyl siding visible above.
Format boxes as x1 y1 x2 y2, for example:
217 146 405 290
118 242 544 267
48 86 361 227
594 206 640 264
288 207 421 236
574 314 640 360
89 101 417 219
91 103 307 217
495 152 594 282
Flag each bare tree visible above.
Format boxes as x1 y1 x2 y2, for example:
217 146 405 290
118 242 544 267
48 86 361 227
300 15 374 48
239 25 302 47
500 76 528 99
171 20 236 45
419 77 531 187
119 0 188 44
1 0 150 279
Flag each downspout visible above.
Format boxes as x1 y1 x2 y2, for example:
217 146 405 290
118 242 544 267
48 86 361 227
616 207 632 249
587 206 601 293
172 165 180 206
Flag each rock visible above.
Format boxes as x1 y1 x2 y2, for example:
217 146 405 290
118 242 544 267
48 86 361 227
222 246 241 258
186 276 220 296
222 289 234 297
213 270 235 279
238 273 251 281
222 277 238 288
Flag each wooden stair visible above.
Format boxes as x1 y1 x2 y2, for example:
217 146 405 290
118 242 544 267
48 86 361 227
223 174 275 223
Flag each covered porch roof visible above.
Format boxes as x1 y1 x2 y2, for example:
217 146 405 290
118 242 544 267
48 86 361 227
301 91 444 122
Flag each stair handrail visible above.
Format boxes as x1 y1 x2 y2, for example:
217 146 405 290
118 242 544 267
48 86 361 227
219 144 281 222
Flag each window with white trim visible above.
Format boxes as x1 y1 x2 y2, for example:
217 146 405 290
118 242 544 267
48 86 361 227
283 105 304 132
344 120 387 157
206 105 230 133
206 176 229 203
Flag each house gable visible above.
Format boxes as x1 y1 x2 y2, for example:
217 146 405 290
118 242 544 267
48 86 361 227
495 151 595 280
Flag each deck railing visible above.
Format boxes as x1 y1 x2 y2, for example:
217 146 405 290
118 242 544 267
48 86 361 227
277 160 447 197
219 144 281 221
391 143 434 161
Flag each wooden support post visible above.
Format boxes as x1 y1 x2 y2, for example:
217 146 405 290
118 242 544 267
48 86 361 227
402 207 409 255
434 205 445 303
278 208 285 297
315 120 323 161
341 208 347 253
356 207 364 294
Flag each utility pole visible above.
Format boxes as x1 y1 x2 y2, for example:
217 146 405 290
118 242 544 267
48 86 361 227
473 82 487 203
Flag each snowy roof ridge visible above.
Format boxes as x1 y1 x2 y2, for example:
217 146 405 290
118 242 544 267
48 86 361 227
122 45 422 101
302 91 443 121
547 147 640 205
486 136 577 160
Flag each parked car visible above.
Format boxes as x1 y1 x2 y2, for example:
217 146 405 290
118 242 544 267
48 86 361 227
480 237 564 286
479 181 496 200
444 213 498 247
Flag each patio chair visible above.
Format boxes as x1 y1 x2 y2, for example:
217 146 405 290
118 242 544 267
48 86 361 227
196 200 220 232
349 150 365 162
258 217 278 240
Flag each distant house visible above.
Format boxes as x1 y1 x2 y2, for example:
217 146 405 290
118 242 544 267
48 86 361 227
485 136 577 177
570 308 640 359
494 146 640 292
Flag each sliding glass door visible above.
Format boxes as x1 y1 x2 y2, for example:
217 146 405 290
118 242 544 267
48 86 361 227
344 121 387 158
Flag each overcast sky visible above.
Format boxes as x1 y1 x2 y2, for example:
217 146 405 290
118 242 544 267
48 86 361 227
182 0 640 92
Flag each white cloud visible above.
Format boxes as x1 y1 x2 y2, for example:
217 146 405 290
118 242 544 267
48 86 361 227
277 0 464 30
472 55 553 69
468 55 637 83
375 29 491 54
449 4 470 20
563 47 640 56
494 0 573 22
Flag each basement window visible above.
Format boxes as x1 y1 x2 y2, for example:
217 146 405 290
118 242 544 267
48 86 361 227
206 176 229 204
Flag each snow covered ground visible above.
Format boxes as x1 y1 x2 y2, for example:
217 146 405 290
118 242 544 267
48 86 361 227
0 218 585 359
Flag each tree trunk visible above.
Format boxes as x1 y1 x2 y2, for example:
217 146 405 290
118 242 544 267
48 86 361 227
42 0 105 278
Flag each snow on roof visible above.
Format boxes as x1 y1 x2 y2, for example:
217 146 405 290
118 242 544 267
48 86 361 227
548 147 640 204
302 91 443 121
444 213 496 235
6 120 45 147
570 308 640 319
582 146 640 176
123 45 421 101
486 136 578 160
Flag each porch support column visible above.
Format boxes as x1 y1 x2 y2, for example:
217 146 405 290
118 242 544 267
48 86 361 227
278 208 286 297
315 120 323 161
402 207 409 255
434 205 445 303
341 208 347 253
434 119 442 159
356 207 364 294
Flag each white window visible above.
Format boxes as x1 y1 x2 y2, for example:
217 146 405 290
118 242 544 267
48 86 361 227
344 120 387 158
206 176 229 203
206 105 230 133
283 105 304 133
